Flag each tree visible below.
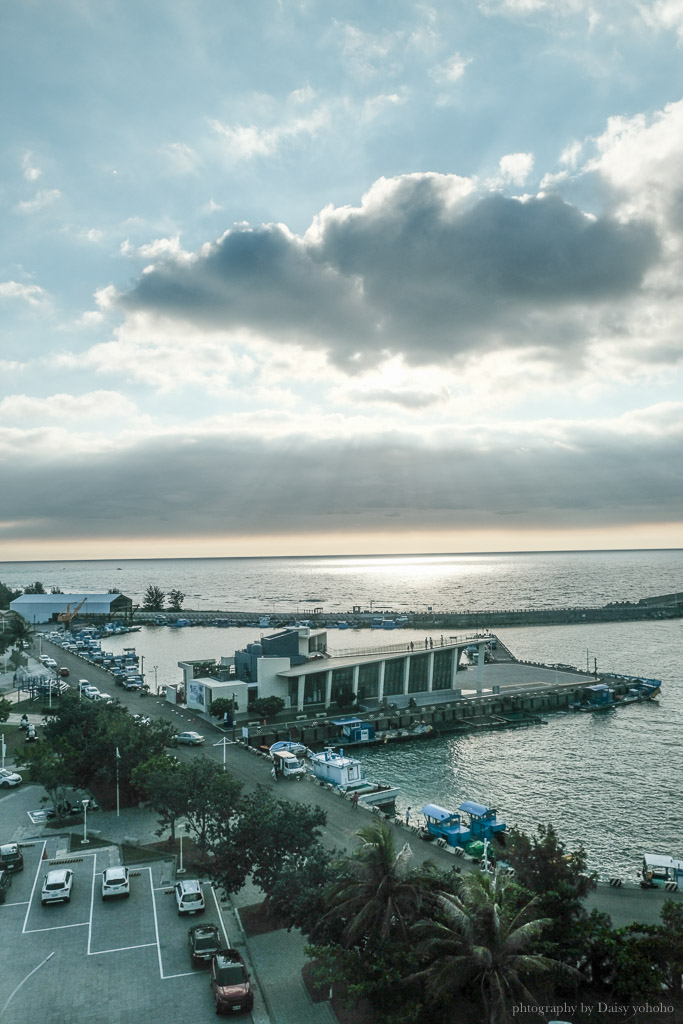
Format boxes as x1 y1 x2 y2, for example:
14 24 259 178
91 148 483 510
143 585 166 610
34 690 177 807
335 682 357 711
167 589 185 611
323 818 436 948
132 755 188 843
50 586 63 594
209 697 238 721
247 696 285 719
17 742 71 814
0 581 21 610
0 697 11 724
183 759 242 859
504 823 597 959
413 869 576 1024
208 785 326 898
23 581 46 594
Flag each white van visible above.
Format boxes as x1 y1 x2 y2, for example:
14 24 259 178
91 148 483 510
271 749 307 780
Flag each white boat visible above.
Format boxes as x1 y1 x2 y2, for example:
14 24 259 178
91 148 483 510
308 747 399 810
640 853 683 890
269 740 310 758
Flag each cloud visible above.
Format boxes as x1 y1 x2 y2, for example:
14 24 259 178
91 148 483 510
21 151 41 182
0 405 681 542
432 53 471 84
497 152 534 185
120 170 659 372
15 189 61 213
0 390 140 423
211 107 329 161
0 281 49 307
160 142 201 175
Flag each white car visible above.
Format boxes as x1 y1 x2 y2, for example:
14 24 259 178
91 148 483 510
0 768 22 788
41 868 73 905
93 692 113 703
174 878 205 915
101 865 130 900
176 731 205 746
83 686 100 699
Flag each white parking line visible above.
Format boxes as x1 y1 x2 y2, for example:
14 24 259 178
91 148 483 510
209 884 230 950
25 921 89 933
90 942 157 956
86 849 96 953
149 867 165 979
22 840 47 934
1 901 31 908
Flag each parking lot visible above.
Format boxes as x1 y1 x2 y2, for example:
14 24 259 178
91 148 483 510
0 837 248 1024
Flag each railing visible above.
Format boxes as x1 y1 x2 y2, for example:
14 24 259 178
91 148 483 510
328 634 484 659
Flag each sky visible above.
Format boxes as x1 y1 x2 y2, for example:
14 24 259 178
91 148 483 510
2 0 683 560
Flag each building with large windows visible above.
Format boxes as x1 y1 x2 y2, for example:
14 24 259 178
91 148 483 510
228 625 490 712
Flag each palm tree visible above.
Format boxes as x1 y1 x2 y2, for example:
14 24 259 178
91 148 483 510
322 818 436 947
414 869 577 1024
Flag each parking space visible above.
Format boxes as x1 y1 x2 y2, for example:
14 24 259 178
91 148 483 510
0 845 245 1024
153 879 229 980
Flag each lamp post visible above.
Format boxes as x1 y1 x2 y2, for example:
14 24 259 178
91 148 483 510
115 747 120 818
153 665 158 694
81 798 90 845
177 821 185 875
213 736 229 769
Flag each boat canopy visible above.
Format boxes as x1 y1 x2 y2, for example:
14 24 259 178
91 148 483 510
421 804 457 821
458 800 492 818
644 853 679 869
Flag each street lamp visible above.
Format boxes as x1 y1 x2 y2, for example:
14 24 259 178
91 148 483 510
177 821 185 875
213 736 229 770
153 665 158 694
81 798 90 845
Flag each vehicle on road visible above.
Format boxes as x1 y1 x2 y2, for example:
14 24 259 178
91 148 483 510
0 842 24 871
41 868 74 905
209 949 254 1015
93 691 114 703
0 768 23 788
58 667 70 677
271 748 307 780
188 923 222 966
176 731 205 746
101 865 130 899
175 879 205 915
82 686 100 699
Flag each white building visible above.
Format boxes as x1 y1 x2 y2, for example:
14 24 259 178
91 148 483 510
10 592 132 624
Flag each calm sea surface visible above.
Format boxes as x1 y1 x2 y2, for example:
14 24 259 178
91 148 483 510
3 550 681 879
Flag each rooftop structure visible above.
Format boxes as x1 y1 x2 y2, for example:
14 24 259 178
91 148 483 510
10 592 133 624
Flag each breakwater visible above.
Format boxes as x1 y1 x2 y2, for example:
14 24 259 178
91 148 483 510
130 590 683 629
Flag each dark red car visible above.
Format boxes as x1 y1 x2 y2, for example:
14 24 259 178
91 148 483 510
209 950 254 1015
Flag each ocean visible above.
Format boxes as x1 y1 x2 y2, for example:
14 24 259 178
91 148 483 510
3 549 681 880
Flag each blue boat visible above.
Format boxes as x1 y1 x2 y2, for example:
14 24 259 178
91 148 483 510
421 800 506 849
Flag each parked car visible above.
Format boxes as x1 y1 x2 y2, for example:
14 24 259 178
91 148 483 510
101 865 130 900
82 686 100 699
174 879 205 915
176 731 205 746
0 868 11 904
209 949 254 1015
93 692 114 703
0 768 23 788
0 842 24 872
188 923 222 966
41 868 74 905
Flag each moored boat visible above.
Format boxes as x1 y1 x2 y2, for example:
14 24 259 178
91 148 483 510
308 746 399 810
570 677 661 712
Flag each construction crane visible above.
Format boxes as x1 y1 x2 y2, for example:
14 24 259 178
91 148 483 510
57 597 87 627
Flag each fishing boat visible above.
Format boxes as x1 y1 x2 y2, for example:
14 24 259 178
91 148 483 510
421 800 506 852
308 747 399 810
640 853 683 890
331 717 435 747
570 678 661 712
269 740 310 758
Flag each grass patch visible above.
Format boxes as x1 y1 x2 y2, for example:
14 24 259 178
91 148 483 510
119 842 171 866
238 901 290 936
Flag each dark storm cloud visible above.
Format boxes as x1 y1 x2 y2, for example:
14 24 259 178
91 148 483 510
121 175 659 370
1 420 681 542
